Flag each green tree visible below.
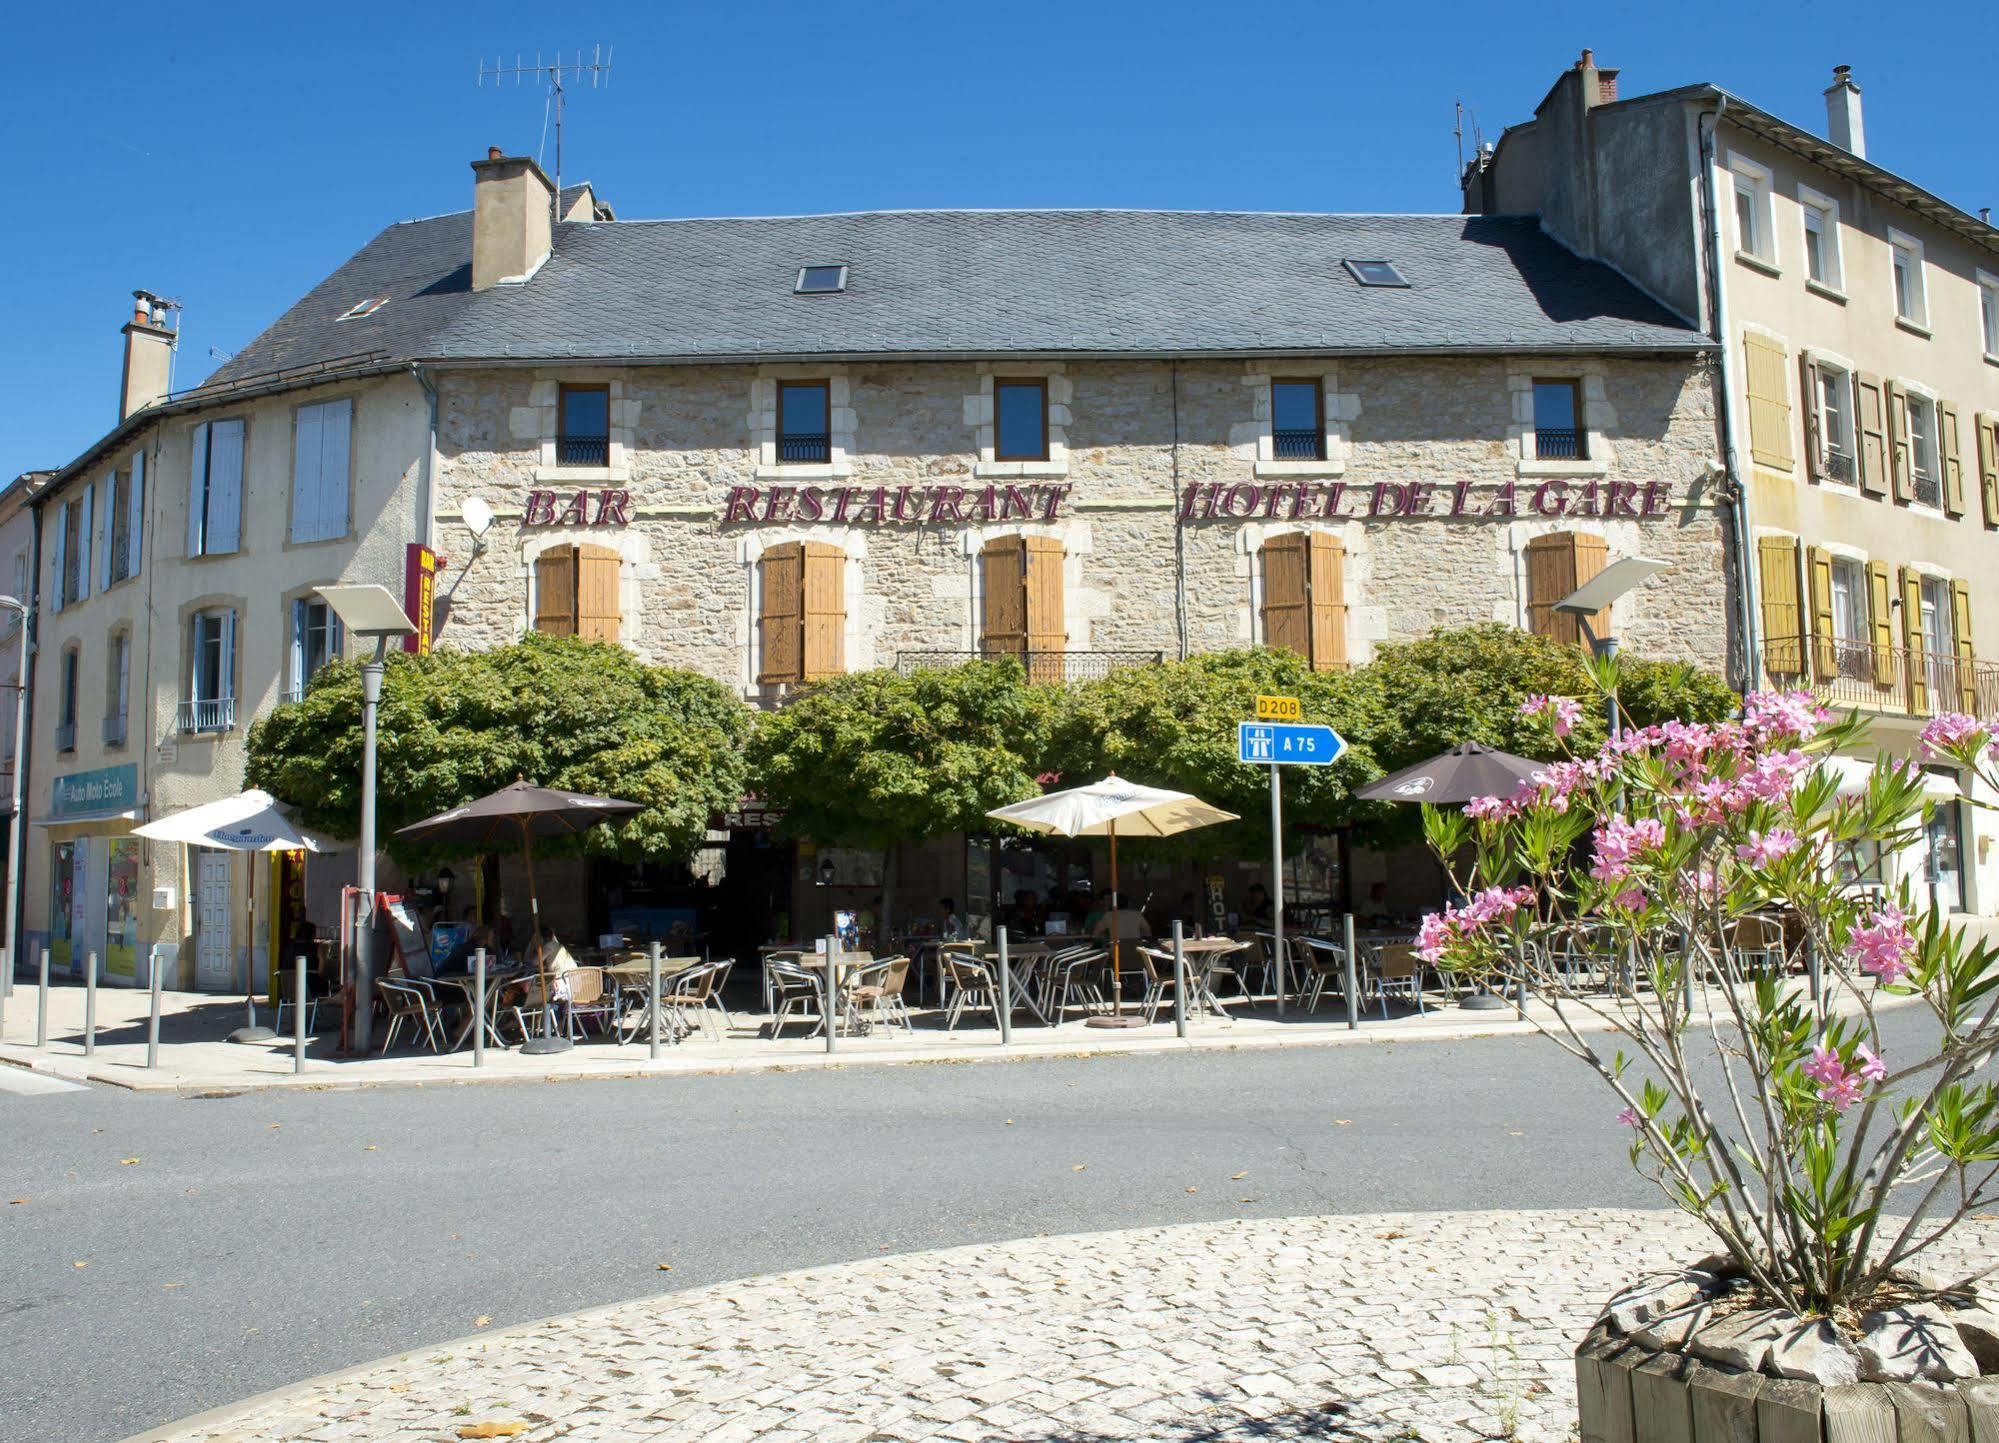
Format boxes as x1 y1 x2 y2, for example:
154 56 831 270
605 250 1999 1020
246 634 753 867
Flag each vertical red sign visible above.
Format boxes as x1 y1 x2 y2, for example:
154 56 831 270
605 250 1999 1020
403 543 439 654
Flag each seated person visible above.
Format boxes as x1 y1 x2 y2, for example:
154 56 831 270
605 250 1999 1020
1007 889 1045 936
938 898 966 941
1090 893 1147 942
1243 882 1274 928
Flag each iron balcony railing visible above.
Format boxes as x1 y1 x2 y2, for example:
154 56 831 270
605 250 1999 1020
178 697 236 735
1271 428 1324 460
102 712 127 747
897 649 1164 685
1823 447 1857 485
778 433 831 463
555 435 610 466
1765 634 1999 717
1912 466 1943 509
54 720 75 753
1535 427 1584 460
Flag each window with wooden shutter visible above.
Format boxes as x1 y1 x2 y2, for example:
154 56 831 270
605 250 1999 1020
1306 533 1346 671
1951 580 1977 712
980 536 1028 661
1022 536 1066 684
533 547 578 637
1806 546 1837 681
1524 532 1607 646
1866 561 1896 687
1886 382 1914 502
1979 414 1999 527
1799 353 1822 483
758 542 805 684
1901 567 1928 712
1758 536 1804 679
1854 372 1888 497
1743 333 1793 472
575 544 621 642
800 543 846 680
1938 402 1965 517
1260 534 1309 660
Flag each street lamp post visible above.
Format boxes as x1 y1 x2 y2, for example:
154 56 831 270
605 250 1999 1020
1554 557 1672 743
0 595 26 1020
314 585 415 1053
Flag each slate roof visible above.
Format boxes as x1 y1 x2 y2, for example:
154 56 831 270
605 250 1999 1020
193 207 1703 394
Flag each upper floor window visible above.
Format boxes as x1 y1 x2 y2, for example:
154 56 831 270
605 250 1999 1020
290 398 352 543
1799 189 1841 291
183 608 236 734
56 646 78 753
756 541 846 685
994 379 1049 462
1270 380 1325 461
1890 232 1927 328
1980 272 1999 360
1802 356 1857 486
1532 380 1586 460
777 380 831 464
286 597 344 703
108 467 132 584
104 631 130 747
532 544 622 641
56 497 83 609
1731 159 1774 265
188 418 245 557
1907 392 1941 506
556 384 610 467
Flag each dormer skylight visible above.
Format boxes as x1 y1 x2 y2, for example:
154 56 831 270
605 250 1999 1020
794 264 848 295
1343 259 1409 288
337 296 390 320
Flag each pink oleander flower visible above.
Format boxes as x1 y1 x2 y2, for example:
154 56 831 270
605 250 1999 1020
1414 886 1534 963
1818 1071 1866 1112
1802 1043 1845 1087
1847 904 1915 985
1617 1106 1642 1128
1611 888 1649 912
1464 794 1509 820
1590 816 1667 882
1742 689 1833 744
1521 693 1584 738
1801 1040 1880 1113
1855 1044 1887 1085
1735 828 1801 867
1919 713 1996 764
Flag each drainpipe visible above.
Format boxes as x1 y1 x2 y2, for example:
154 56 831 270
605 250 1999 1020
408 364 438 550
1699 97 1763 694
9 496 42 978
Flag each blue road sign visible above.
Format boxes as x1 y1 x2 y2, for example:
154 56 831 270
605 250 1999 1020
1237 721 1347 766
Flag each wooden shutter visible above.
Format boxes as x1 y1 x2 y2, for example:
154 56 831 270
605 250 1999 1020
1525 532 1605 646
1806 546 1837 681
187 422 208 557
979 536 1027 660
800 543 846 680
207 419 244 552
1260 533 1310 659
1951 580 1977 712
77 482 93 602
1855 372 1888 498
50 503 68 611
292 402 324 543
758 542 804 683
1799 353 1823 483
1901 567 1928 712
1938 401 1965 517
1866 561 1896 686
1023 536 1066 684
575 544 621 643
1758 536 1803 678
1886 382 1913 503
533 546 578 638
1743 333 1794 472
1979 414 1999 527
321 399 352 539
1305 533 1347 672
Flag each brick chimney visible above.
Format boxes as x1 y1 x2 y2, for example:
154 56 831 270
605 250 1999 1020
1824 65 1865 158
470 146 556 291
1575 48 1619 108
119 290 177 421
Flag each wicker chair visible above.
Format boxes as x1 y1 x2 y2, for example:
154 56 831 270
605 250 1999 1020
845 955 914 1033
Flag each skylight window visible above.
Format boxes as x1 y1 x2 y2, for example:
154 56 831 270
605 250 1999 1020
336 297 389 321
794 264 849 295
1343 259 1409 288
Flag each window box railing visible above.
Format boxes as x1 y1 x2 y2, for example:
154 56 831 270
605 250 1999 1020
1271 428 1324 461
1765 634 1999 717
555 436 610 467
178 697 236 735
1912 468 1942 508
896 649 1164 686
779 433 831 464
54 720 76 753
1823 448 1857 485
1535 427 1585 461
102 713 127 747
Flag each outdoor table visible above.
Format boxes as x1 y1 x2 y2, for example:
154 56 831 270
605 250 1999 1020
425 967 528 1050
602 956 706 1044
982 944 1054 1025
1176 938 1249 1017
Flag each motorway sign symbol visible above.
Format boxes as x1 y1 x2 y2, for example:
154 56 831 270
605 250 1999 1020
1237 722 1346 766
1254 694 1302 722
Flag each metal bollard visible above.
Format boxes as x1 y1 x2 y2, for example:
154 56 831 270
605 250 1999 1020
1171 921 1188 1039
37 948 49 1047
647 941 661 1061
84 951 98 1056
293 955 307 1075
1342 914 1359 1031
996 927 1013 1046
823 936 838 1055
0 946 7 1035
473 949 487 1068
147 952 162 1070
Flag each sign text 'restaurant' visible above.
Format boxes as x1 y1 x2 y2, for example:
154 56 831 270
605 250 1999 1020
1180 479 1677 522
723 483 1073 526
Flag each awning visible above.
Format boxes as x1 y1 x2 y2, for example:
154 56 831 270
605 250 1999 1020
1824 756 1962 800
36 807 143 836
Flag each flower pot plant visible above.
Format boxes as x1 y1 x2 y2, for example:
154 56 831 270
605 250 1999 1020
1416 662 1999 1436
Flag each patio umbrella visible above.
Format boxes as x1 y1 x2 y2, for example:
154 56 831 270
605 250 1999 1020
987 776 1237 1028
135 789 336 1043
1354 741 1545 806
396 779 640 1054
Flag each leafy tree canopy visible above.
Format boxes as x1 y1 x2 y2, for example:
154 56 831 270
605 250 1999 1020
246 634 753 867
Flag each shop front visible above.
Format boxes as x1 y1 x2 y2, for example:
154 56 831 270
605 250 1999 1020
39 763 146 985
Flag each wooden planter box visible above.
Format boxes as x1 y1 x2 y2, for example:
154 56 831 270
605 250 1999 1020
1575 1322 1999 1442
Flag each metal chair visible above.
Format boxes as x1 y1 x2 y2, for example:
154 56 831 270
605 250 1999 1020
1298 937 1349 1012
1046 945 1109 1022
941 952 1002 1031
767 958 831 1037
1133 946 1184 1025
1372 944 1427 1018
376 976 442 1053
660 959 732 1042
845 955 914 1033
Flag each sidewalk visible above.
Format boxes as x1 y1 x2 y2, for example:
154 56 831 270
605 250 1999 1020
0 976 1918 1095
125 1208 1999 1442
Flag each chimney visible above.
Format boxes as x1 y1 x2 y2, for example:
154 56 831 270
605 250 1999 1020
1574 48 1618 108
470 147 556 291
1824 65 1865 158
119 289 177 421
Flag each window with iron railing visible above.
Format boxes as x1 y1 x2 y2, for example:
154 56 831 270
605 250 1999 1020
1532 380 1587 460
177 698 235 735
1270 379 1325 461
556 384 610 467
1909 395 1942 507
777 380 831 464
102 712 127 747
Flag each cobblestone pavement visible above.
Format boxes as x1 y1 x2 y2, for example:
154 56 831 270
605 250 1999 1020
137 1207 1994 1443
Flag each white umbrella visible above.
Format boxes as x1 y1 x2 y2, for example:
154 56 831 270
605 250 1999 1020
136 790 337 1041
987 776 1238 1026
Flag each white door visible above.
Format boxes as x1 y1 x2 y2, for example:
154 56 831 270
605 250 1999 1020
194 850 234 990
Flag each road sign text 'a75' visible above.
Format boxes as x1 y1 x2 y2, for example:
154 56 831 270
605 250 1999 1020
1237 722 1346 766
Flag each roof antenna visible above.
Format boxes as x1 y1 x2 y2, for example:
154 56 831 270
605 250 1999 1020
478 45 615 222
1454 100 1465 177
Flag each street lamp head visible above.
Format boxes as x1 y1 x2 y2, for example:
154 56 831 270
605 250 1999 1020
1554 556 1672 621
314 583 416 639
0 594 27 616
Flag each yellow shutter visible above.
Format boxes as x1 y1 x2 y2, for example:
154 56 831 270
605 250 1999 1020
1306 532 1347 672
1799 352 1823 483
1866 561 1896 687
979 536 1027 661
1743 332 1794 472
575 544 621 643
800 543 846 681
1806 546 1837 681
1758 537 1803 680
1951 580 1977 712
1901 567 1928 713
1938 401 1965 517
1524 532 1606 647
1260 533 1310 660
1023 535 1066 685
758 542 804 684
1887 382 1913 503
533 547 577 637
1571 533 1609 637
1978 414 1999 527
1855 372 1888 498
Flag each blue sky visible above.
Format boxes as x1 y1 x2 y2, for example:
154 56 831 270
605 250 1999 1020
8 0 1994 479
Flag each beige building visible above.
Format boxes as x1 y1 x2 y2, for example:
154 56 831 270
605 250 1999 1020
1467 51 1999 918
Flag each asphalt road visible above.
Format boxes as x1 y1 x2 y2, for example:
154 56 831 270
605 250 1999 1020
0 1010 1940 1442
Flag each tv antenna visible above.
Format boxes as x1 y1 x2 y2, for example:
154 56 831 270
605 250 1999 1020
478 46 614 217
